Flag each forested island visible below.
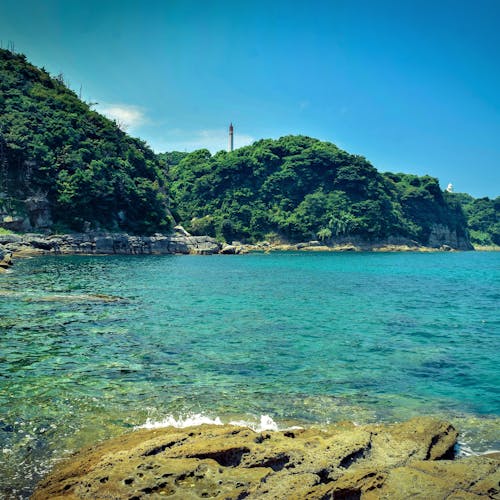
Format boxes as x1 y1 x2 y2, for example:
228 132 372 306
0 48 498 251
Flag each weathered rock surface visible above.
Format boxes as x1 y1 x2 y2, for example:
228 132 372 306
32 417 499 499
220 244 237 254
24 195 53 230
0 232 221 257
232 233 473 254
428 223 473 251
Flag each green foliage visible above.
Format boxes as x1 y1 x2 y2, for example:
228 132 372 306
169 135 470 245
0 48 170 234
1 50 482 243
317 227 332 241
190 215 216 237
157 151 189 171
449 193 500 246
386 173 469 242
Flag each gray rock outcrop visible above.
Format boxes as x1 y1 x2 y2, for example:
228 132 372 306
0 232 221 257
428 223 473 250
24 195 53 230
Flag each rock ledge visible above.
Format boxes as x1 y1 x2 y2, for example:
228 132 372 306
0 232 221 257
33 417 499 499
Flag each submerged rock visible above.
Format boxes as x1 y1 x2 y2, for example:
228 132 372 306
32 417 499 499
28 293 126 303
0 251 13 269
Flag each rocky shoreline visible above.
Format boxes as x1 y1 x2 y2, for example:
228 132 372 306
0 230 473 269
0 231 222 266
220 239 462 254
33 417 499 499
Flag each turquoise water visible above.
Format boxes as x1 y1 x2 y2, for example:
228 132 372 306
0 251 499 497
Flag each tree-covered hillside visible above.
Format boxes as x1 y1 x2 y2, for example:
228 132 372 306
0 49 170 233
168 135 470 247
448 193 500 246
0 49 485 247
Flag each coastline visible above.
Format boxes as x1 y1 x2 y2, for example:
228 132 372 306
221 240 465 254
473 244 500 252
0 231 480 268
0 232 222 264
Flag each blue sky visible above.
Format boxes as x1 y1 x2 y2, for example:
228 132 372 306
1 0 499 197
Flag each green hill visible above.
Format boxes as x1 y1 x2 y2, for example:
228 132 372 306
0 49 483 248
168 136 471 248
0 48 170 234
447 193 500 247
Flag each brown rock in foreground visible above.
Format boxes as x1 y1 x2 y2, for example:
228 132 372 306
33 417 499 499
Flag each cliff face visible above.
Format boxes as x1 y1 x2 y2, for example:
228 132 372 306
0 232 221 256
428 223 473 250
0 195 53 232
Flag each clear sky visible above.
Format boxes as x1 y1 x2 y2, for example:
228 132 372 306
1 0 499 197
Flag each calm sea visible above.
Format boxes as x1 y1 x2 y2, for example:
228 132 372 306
1 251 499 497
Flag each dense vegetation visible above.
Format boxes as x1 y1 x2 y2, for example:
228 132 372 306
167 136 469 245
1 49 493 246
0 49 170 233
448 193 500 246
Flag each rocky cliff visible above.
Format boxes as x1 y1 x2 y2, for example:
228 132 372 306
427 223 473 250
0 232 221 257
33 418 499 499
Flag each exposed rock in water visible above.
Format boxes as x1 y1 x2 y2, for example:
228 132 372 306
0 250 13 272
0 232 221 257
32 417 499 499
0 231 475 263
220 244 237 254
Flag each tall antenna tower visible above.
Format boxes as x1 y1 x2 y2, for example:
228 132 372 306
228 123 234 152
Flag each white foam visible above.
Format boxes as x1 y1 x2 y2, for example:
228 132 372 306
457 441 500 457
138 413 223 429
481 449 500 455
458 442 476 457
136 413 294 432
229 414 280 432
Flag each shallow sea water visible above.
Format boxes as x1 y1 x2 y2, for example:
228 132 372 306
0 251 499 497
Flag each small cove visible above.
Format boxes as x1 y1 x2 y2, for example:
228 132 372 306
0 251 499 497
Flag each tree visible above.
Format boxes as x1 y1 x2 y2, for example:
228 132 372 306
0 48 170 234
168 134 471 246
